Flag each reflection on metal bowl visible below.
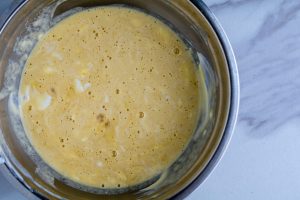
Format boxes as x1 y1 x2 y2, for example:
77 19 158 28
0 0 239 199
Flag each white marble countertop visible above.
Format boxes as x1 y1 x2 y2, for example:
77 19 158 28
1 0 300 199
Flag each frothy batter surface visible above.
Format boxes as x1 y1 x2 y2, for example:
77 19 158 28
19 6 200 188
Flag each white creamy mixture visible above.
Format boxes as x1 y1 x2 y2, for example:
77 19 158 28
19 6 201 188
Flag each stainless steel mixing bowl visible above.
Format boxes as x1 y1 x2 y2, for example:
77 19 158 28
0 0 239 199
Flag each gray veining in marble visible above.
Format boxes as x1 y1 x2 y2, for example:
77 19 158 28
1 0 300 199
188 0 300 199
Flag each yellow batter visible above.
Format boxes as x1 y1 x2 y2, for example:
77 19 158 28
19 7 200 188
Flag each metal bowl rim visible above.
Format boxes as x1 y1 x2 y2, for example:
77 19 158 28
0 0 240 199
173 0 240 198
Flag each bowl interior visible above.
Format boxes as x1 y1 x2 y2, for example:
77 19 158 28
0 0 231 199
